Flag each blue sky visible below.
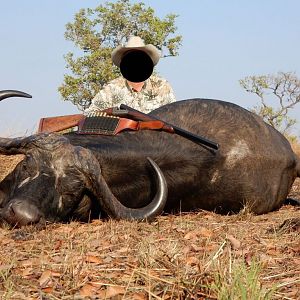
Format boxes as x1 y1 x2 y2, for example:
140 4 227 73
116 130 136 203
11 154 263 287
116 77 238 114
1 1 300 136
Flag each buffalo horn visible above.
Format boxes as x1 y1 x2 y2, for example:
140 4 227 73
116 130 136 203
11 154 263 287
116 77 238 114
95 157 168 221
0 90 32 102
0 90 33 154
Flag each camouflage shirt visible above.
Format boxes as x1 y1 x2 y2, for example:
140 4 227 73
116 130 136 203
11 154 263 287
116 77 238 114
85 75 176 114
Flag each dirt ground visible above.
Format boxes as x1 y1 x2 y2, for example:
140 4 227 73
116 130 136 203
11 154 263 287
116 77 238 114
0 155 299 299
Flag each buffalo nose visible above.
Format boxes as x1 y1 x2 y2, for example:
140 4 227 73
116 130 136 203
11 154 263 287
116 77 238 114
4 199 42 226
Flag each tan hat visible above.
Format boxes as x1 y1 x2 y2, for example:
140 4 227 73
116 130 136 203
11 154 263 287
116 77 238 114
111 36 161 67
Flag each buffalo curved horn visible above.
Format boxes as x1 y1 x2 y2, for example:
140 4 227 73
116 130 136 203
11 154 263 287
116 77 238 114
0 90 33 154
90 157 168 221
0 90 32 102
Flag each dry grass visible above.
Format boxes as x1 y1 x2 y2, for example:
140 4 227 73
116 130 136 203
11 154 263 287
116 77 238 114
291 140 300 157
0 143 299 299
0 206 299 299
0 154 24 181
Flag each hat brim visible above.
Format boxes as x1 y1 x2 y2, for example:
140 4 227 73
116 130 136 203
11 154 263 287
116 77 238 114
112 45 161 67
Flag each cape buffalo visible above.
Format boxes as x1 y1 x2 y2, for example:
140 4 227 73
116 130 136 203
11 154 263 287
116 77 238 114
0 90 299 226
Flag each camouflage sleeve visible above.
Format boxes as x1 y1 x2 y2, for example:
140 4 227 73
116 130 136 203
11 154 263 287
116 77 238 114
84 90 107 114
163 80 176 104
84 79 124 114
155 78 176 107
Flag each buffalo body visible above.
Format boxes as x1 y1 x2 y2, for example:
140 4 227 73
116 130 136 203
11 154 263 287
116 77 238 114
0 91 299 226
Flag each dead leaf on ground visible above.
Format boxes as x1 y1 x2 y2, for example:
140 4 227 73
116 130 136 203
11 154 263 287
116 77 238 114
203 213 216 220
259 253 275 267
53 239 63 250
184 227 213 240
197 227 214 237
39 270 53 288
190 243 204 252
85 255 102 264
80 283 98 297
1 237 14 245
266 247 279 256
15 267 35 278
42 287 53 293
53 226 74 234
97 285 126 299
39 270 61 288
20 258 39 267
244 251 254 266
227 235 241 250
131 292 148 300
186 256 200 266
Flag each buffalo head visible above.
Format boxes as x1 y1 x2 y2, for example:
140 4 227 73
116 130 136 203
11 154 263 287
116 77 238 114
0 90 168 226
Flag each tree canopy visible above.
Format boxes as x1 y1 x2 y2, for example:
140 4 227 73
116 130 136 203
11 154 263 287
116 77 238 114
240 72 300 135
58 0 182 110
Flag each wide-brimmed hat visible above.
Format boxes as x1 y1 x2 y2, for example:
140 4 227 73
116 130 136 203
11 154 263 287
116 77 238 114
111 36 161 67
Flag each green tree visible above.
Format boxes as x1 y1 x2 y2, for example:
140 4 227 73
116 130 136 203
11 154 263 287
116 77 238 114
58 0 182 110
239 72 300 134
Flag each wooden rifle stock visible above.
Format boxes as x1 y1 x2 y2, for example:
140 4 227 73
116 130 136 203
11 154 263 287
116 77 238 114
118 104 219 151
38 114 83 133
37 108 114 133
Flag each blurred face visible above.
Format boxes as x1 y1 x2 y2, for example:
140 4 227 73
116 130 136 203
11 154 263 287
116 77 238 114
120 50 154 82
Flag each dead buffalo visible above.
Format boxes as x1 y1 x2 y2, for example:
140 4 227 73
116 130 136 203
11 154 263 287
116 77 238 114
0 90 299 226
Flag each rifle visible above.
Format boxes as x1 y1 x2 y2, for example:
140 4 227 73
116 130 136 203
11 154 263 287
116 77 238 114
112 104 219 151
38 105 219 151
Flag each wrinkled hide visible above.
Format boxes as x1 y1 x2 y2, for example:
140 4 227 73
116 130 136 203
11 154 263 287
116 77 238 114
0 133 167 225
75 99 298 215
0 97 299 226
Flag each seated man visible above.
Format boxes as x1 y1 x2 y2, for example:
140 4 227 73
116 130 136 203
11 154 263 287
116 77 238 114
85 36 176 114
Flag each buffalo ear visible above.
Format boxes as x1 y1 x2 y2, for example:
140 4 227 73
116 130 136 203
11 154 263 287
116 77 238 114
0 136 38 155
0 133 68 155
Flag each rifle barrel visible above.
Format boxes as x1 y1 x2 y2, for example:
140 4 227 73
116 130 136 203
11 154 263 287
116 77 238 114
119 104 219 150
